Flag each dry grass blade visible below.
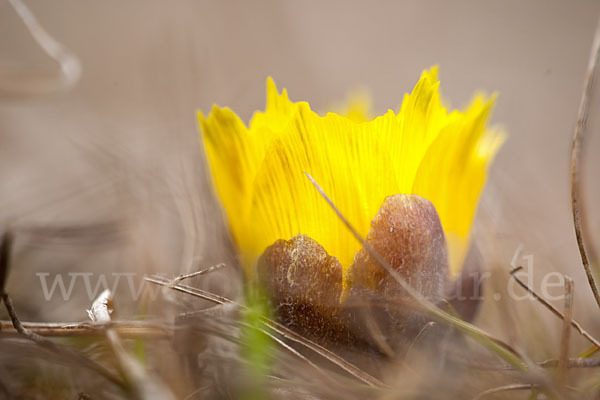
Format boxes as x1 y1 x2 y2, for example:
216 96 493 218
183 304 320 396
257 318 386 388
509 266 600 349
362 308 396 358
447 352 600 371
473 384 535 400
405 321 436 361
167 263 226 288
236 320 340 385
539 358 600 368
558 277 574 381
144 275 386 388
304 172 526 370
570 16 600 311
146 275 233 305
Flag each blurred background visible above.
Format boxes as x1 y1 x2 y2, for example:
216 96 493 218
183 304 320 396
1 0 600 360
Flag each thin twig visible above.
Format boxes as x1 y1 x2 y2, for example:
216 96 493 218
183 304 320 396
558 277 574 381
304 172 526 370
146 275 233 305
2 293 46 342
0 320 172 339
570 16 600 311
1 231 50 342
510 266 600 349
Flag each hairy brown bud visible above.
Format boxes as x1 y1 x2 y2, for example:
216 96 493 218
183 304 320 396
346 194 450 343
256 234 349 342
351 194 449 303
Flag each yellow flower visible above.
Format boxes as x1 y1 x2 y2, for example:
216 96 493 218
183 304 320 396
198 67 504 298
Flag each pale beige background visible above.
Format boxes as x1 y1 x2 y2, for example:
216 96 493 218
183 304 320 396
1 0 600 354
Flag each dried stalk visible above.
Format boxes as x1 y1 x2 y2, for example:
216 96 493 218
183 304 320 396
570 17 600 310
557 277 574 381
